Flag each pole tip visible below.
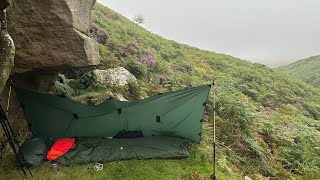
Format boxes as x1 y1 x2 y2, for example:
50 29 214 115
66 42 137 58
211 174 217 180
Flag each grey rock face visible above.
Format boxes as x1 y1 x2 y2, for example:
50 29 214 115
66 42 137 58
93 67 137 86
0 31 14 93
0 2 15 93
6 0 99 73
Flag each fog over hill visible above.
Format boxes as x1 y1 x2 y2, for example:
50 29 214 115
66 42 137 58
98 0 320 67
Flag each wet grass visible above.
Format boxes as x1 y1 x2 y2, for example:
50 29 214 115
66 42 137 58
0 151 233 180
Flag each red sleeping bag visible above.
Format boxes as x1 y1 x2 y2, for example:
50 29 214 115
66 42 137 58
47 138 76 161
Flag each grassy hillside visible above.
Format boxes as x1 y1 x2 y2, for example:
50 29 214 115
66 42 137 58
89 4 320 178
1 3 320 179
277 55 320 87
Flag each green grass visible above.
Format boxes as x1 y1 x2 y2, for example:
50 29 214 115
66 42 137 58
277 55 320 87
0 151 233 180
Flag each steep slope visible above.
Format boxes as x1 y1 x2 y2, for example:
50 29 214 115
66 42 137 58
87 4 320 179
1 3 320 180
277 55 320 87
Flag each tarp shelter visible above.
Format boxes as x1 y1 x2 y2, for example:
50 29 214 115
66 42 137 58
15 85 211 143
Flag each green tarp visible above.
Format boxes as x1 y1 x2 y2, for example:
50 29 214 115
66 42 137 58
15 85 211 143
56 136 189 166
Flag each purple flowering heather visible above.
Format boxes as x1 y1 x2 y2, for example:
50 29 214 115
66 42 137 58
90 22 99 33
90 22 110 44
142 52 155 69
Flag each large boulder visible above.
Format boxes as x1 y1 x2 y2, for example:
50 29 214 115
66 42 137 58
0 0 101 139
93 67 137 86
6 0 99 73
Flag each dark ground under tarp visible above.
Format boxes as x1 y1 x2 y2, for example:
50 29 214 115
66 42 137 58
56 136 189 166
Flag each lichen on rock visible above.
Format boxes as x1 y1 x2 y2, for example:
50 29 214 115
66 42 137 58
0 2 15 93
93 67 137 86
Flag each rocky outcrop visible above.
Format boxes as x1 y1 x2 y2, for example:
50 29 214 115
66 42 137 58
6 0 99 73
0 31 14 92
76 92 128 106
93 67 137 86
0 0 101 139
0 1 15 93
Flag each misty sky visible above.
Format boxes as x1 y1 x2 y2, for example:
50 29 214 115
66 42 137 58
98 0 320 67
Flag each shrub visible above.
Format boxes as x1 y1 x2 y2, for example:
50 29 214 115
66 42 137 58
141 50 155 69
125 60 147 79
121 42 140 57
90 22 110 44
133 14 145 24
127 80 142 100
304 103 320 120
54 74 75 97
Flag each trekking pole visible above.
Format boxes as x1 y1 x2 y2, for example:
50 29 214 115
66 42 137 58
0 103 27 176
6 81 12 116
211 81 217 180
5 82 19 146
1 84 32 177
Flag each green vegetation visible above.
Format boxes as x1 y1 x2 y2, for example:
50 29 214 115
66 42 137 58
1 3 320 179
0 152 232 180
277 55 320 88
89 4 320 178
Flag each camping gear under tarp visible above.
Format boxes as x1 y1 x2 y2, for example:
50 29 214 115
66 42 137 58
56 136 189 166
47 138 76 161
18 137 48 168
15 84 211 143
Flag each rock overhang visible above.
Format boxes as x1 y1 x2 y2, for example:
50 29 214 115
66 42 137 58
6 0 100 74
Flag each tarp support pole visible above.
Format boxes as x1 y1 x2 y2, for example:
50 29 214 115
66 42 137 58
211 80 217 180
5 82 19 145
